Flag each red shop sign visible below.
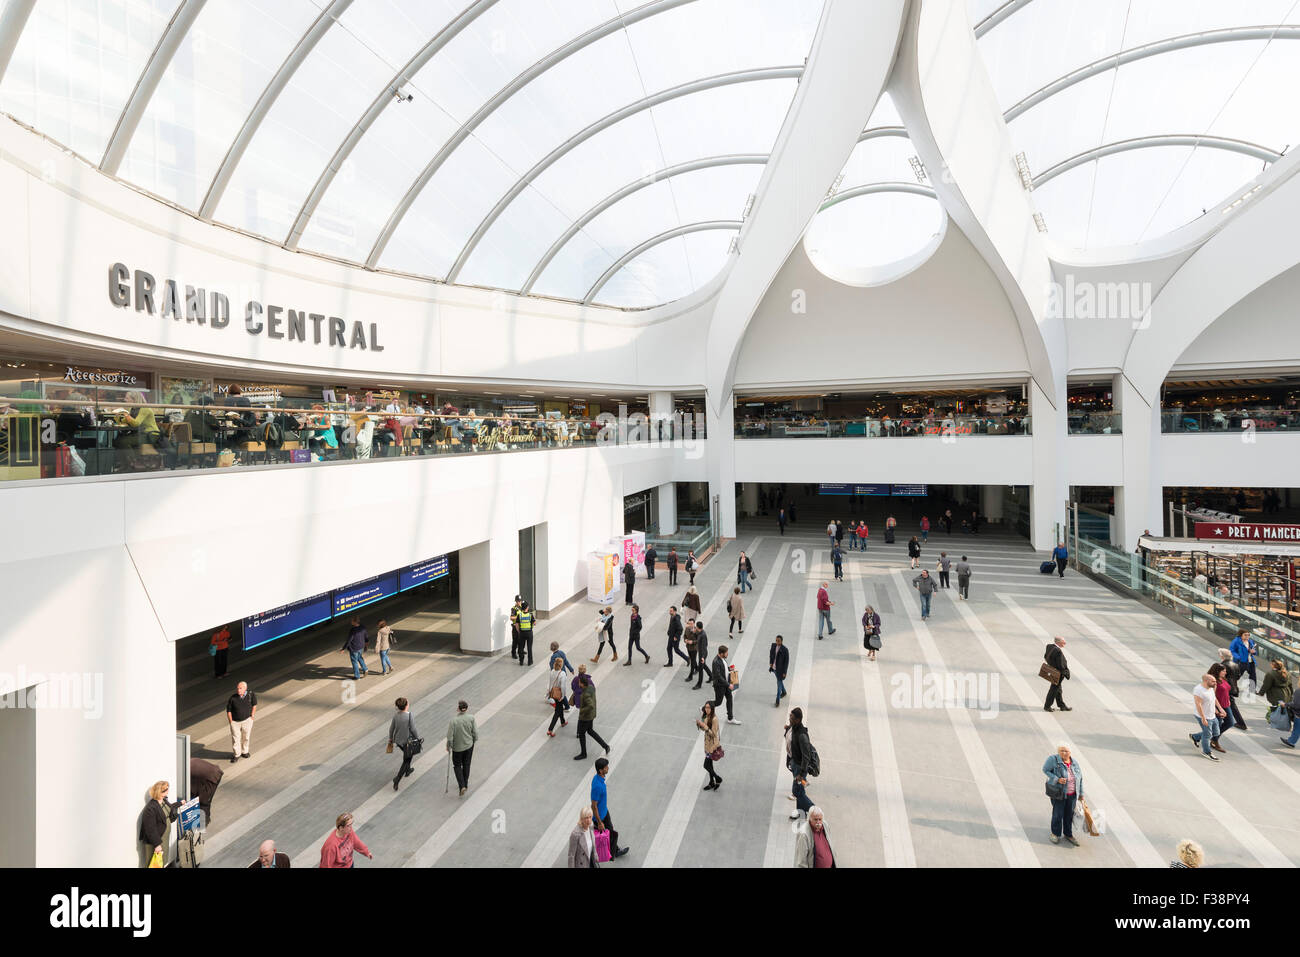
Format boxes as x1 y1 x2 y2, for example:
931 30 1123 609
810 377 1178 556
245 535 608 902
1195 522 1300 542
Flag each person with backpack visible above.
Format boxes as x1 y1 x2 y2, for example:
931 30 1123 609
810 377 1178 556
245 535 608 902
786 707 818 820
831 543 844 582
623 604 650 665
907 535 922 569
862 605 881 661
728 587 746 634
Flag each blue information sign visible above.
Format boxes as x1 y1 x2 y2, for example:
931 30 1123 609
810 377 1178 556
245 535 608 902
243 591 333 650
890 484 929 497
333 571 400 616
178 797 202 834
819 483 892 496
400 554 450 591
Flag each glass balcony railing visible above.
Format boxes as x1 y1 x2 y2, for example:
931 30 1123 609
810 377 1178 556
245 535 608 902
1162 408 1300 433
0 395 703 483
1067 412 1121 434
1071 537 1300 670
734 414 1031 438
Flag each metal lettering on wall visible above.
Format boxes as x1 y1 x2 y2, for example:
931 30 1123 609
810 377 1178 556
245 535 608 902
107 263 384 353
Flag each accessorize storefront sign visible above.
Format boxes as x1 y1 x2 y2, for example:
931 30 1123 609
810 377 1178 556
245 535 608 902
107 263 384 352
1195 522 1300 542
64 366 141 385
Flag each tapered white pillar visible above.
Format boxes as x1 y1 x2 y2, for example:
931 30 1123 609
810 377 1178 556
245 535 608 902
458 537 518 654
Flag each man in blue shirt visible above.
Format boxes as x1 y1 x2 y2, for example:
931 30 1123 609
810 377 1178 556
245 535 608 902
1052 542 1069 578
590 757 628 859
548 641 575 674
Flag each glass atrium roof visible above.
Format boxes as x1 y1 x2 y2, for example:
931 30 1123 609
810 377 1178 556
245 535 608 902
803 93 945 286
0 0 821 308
972 0 1300 251
3 0 1292 307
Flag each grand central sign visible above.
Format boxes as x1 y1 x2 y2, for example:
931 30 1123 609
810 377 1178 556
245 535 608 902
107 262 385 352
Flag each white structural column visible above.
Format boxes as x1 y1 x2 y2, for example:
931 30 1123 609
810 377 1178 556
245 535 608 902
1112 373 1163 549
707 399 737 538
649 390 673 442
657 485 677 536
891 1 1064 404
740 482 758 517
703 0 908 405
1028 380 1066 550
980 485 1004 527
458 536 518 654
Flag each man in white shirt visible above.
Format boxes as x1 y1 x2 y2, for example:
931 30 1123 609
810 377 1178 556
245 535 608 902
1189 674 1225 760
826 521 836 547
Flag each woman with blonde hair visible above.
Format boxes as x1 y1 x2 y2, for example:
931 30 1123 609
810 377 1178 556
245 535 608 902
1170 840 1204 868
319 812 373 868
682 586 702 616
567 805 599 868
546 656 570 737
139 780 180 867
117 390 161 452
1259 658 1292 707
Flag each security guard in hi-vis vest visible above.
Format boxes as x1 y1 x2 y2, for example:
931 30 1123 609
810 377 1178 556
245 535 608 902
510 597 523 662
516 602 535 666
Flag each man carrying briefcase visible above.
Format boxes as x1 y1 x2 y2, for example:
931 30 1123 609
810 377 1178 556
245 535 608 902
1040 636 1071 713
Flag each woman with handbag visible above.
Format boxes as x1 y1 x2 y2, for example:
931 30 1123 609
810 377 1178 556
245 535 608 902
682 586 702 615
546 657 571 737
1041 745 1083 846
375 619 395 675
862 605 882 661
1260 659 1292 717
388 697 421 790
685 550 699 586
907 536 922 569
139 780 181 868
696 701 723 791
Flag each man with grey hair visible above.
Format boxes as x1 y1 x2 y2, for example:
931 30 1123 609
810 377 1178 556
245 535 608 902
1043 637 1071 712
248 839 290 868
226 681 257 763
794 806 835 868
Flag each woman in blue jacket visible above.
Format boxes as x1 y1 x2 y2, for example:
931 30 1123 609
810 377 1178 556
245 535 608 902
1042 745 1083 846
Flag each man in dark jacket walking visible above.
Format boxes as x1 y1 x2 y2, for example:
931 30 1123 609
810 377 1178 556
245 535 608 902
778 508 786 535
769 635 789 708
711 645 742 725
1043 637 1072 712
666 606 689 667
644 545 657 580
691 621 709 690
623 559 636 605
667 547 679 586
341 616 369 680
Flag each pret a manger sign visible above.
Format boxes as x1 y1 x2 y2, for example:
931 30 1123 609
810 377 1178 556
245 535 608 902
1195 522 1300 542
107 263 384 352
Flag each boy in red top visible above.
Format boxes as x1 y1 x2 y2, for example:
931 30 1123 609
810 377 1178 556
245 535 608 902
210 625 231 679
320 813 373 868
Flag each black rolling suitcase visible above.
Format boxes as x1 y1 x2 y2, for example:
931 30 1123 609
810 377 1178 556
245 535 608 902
1039 560 1056 574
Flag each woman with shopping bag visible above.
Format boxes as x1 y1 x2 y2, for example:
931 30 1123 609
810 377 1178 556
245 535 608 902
140 780 181 867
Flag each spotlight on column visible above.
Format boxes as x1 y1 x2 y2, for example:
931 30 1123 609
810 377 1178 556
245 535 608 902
1033 212 1047 233
908 156 928 183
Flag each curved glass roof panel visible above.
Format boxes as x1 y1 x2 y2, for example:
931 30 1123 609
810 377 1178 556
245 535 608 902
0 0 822 309
0 0 175 161
801 94 946 286
118 0 318 210
974 0 1300 251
